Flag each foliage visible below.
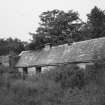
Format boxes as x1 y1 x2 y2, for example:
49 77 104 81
0 37 25 55
0 64 105 105
74 6 105 41
28 9 83 50
45 65 86 89
28 6 105 50
87 6 105 38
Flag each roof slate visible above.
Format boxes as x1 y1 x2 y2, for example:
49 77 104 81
16 37 105 67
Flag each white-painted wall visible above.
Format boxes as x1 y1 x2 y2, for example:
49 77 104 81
18 66 55 76
42 66 55 73
18 68 23 74
28 67 36 76
77 63 94 70
77 63 86 69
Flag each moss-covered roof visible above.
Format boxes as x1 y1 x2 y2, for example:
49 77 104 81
16 37 105 67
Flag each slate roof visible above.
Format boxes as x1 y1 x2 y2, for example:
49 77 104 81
16 37 105 68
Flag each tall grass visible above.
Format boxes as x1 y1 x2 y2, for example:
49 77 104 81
0 64 105 105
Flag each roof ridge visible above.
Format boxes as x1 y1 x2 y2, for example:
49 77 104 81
73 37 105 45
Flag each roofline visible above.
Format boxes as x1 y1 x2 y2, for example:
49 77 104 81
19 37 105 55
73 37 105 45
16 37 105 68
15 60 97 68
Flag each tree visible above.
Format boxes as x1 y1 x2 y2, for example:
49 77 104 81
0 38 25 55
6 38 25 54
87 6 105 38
29 9 82 50
76 22 93 41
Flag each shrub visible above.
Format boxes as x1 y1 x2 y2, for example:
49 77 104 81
45 64 86 89
0 64 105 105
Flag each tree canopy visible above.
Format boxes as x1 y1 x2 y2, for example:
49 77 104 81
28 6 105 50
28 9 83 50
0 38 25 56
87 6 105 38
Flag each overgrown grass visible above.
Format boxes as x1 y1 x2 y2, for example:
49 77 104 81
0 64 105 105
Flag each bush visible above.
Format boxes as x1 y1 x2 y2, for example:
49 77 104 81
44 64 86 89
0 64 105 105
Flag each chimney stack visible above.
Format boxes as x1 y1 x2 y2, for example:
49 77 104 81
44 43 52 51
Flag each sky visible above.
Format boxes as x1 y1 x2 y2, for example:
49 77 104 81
0 0 105 42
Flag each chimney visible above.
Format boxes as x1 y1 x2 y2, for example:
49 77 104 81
44 43 52 51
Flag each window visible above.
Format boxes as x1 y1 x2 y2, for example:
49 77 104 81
23 67 28 74
36 66 41 73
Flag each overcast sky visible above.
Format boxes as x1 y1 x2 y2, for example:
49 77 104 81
0 0 105 41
